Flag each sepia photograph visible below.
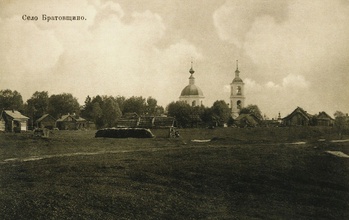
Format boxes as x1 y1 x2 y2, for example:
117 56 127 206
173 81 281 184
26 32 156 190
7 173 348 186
1 0 348 219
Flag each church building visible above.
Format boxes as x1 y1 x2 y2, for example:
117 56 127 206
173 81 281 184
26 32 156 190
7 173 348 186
230 60 245 119
179 62 204 106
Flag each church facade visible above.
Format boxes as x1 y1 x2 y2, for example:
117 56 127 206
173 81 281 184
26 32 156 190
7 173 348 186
178 60 245 118
179 63 204 107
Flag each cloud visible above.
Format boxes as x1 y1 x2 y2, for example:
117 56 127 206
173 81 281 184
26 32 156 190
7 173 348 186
244 75 311 118
213 0 288 48
282 74 309 88
213 0 349 116
0 0 202 107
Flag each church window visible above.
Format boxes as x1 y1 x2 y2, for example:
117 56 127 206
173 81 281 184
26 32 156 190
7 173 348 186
237 86 241 95
237 100 241 109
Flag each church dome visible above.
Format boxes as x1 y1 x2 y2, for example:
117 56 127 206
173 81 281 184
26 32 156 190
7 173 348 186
232 64 243 83
233 76 243 83
181 84 204 96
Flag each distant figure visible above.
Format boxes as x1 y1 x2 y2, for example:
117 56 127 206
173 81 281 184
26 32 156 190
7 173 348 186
43 128 50 138
169 127 179 138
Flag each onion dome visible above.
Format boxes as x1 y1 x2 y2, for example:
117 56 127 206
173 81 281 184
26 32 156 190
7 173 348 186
180 65 204 97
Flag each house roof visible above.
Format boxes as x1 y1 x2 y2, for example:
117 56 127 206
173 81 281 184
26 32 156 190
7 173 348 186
236 113 261 122
153 116 175 127
122 112 139 119
35 114 56 123
57 114 86 122
235 114 259 126
316 111 334 120
116 118 139 128
283 107 312 120
3 110 29 120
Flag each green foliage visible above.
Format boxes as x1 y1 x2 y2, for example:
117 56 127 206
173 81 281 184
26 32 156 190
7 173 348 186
0 89 24 111
146 96 157 115
115 96 126 113
48 93 80 119
240 104 263 120
211 100 231 126
167 102 206 128
81 96 164 128
145 96 164 116
25 91 49 121
123 96 146 115
102 96 122 127
121 96 164 116
167 101 192 127
81 95 122 129
91 102 103 128
167 100 232 128
334 111 349 138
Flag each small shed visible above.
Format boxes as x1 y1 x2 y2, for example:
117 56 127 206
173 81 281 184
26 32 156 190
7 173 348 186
56 114 87 130
35 114 56 129
0 110 29 132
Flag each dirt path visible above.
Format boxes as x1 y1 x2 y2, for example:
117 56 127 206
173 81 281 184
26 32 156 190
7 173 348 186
2 139 347 164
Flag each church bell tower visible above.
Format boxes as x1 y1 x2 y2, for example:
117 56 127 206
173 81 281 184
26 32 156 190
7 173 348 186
230 60 245 119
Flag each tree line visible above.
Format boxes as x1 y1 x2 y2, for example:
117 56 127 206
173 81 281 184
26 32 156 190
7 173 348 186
3 89 346 131
0 89 265 129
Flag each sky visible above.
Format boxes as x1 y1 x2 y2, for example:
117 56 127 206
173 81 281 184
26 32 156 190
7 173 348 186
0 0 348 118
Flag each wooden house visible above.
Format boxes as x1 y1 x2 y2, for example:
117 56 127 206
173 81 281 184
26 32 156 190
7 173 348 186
116 113 139 128
282 107 313 126
35 114 56 129
116 114 176 128
234 113 260 128
138 116 154 128
153 116 175 128
0 110 29 132
314 111 334 126
56 114 87 130
138 116 176 128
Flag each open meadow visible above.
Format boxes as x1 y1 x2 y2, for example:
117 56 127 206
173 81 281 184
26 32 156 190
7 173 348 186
0 127 348 219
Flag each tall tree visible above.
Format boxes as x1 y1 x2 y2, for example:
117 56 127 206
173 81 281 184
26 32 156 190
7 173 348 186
0 89 24 111
102 96 122 127
89 96 104 128
154 106 165 116
115 96 126 113
26 91 49 120
91 102 103 128
123 96 146 115
211 100 231 126
48 93 80 119
240 104 263 120
334 111 348 139
82 95 122 129
144 96 164 116
81 95 93 120
146 96 158 115
167 101 192 128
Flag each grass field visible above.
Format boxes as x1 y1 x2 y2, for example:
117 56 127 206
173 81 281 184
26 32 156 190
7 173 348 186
0 127 348 219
